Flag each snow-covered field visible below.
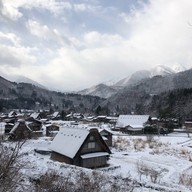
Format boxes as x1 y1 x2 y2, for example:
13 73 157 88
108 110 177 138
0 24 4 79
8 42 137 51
6 131 190 192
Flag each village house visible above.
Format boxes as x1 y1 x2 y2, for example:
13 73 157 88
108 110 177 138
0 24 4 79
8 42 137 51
9 119 32 140
99 129 113 147
8 111 17 118
50 112 61 120
50 127 111 168
116 115 150 134
4 122 14 134
45 123 60 137
29 112 42 120
183 119 192 132
27 119 43 137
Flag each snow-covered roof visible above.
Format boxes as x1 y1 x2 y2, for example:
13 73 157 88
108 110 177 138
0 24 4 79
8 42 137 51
10 120 32 133
30 112 40 119
50 127 89 159
52 112 60 118
102 136 108 141
81 152 109 159
116 115 150 128
99 128 115 135
8 111 16 118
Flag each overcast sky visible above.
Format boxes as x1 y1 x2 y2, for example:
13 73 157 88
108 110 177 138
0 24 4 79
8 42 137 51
0 0 192 91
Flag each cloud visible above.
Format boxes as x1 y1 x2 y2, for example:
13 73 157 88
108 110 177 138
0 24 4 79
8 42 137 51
119 0 192 68
0 0 98 21
1 0 192 91
0 0 22 20
0 32 21 46
0 0 72 20
0 45 36 67
26 20 71 47
0 31 36 67
73 3 98 12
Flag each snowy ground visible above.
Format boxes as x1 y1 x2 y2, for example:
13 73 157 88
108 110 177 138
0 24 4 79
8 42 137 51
4 132 192 192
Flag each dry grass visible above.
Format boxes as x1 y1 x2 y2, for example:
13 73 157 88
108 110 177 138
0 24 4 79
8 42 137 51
31 169 135 192
179 173 192 187
113 136 131 151
132 138 146 151
136 161 167 183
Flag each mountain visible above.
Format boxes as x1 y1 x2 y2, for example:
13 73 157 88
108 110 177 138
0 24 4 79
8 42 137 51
78 65 186 99
114 65 180 87
12 75 47 89
0 72 46 89
115 70 150 87
78 83 118 98
102 68 192 117
0 76 104 113
171 64 186 73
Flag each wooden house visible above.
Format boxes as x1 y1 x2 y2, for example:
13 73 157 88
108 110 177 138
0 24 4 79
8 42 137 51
28 119 43 137
50 127 111 168
9 119 32 140
8 111 17 118
51 112 61 120
46 124 60 137
4 123 14 134
29 112 41 120
99 129 113 147
116 115 150 134
183 120 192 132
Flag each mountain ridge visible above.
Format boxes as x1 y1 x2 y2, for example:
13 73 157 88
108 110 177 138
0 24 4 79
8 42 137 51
101 68 192 116
0 76 104 113
78 65 187 98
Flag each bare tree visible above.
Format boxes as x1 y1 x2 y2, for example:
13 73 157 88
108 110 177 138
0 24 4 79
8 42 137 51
0 141 26 192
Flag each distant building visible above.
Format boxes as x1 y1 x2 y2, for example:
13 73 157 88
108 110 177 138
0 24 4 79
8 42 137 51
116 115 150 134
46 124 60 137
29 112 41 120
9 119 32 140
51 112 60 120
100 129 113 147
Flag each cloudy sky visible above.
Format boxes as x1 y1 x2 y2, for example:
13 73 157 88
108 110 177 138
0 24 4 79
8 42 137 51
0 0 192 91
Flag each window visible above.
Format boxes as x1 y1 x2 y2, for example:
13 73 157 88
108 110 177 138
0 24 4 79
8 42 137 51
88 142 95 149
90 136 94 141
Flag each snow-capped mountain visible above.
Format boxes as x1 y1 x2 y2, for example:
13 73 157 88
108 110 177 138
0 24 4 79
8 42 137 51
78 83 118 98
115 70 150 87
150 65 174 77
171 64 186 73
78 64 187 98
115 65 186 87
0 72 46 89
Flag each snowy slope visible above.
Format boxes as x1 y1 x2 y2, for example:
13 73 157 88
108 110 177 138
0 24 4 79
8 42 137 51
78 83 118 98
115 64 186 87
0 72 46 89
8 129 192 192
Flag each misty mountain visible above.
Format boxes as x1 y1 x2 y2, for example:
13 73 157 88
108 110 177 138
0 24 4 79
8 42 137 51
114 65 186 87
77 83 120 98
102 68 192 117
0 72 46 89
115 70 151 87
78 65 186 98
0 76 104 113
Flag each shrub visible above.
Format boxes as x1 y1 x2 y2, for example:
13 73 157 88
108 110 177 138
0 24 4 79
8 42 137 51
179 173 192 187
0 141 26 192
136 161 166 183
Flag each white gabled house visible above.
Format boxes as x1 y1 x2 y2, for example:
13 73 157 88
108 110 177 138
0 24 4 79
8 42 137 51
116 115 150 134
